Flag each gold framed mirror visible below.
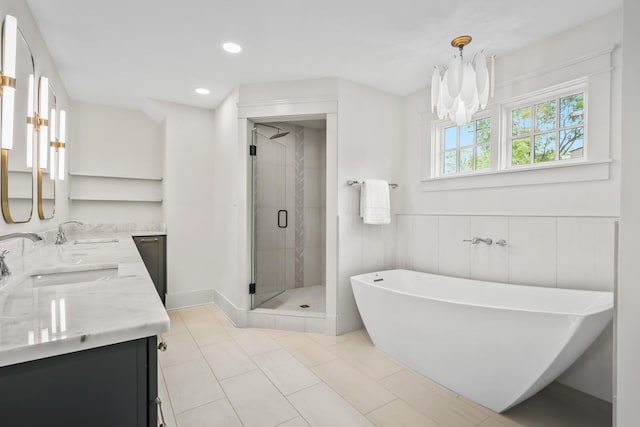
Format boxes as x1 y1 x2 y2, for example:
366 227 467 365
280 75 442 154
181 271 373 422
1 21 35 224
36 76 54 220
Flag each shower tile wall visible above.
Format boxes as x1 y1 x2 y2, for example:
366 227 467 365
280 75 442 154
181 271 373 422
302 126 325 288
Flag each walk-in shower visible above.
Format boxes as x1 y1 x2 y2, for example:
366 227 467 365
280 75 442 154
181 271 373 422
249 120 326 314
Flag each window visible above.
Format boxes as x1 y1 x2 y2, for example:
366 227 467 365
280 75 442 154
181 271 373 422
510 92 585 166
424 49 612 191
441 117 491 175
432 83 588 180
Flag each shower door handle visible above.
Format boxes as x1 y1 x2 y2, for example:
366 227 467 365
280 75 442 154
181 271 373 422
277 210 288 228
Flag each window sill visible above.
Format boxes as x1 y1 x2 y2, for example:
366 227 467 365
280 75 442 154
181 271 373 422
420 159 612 192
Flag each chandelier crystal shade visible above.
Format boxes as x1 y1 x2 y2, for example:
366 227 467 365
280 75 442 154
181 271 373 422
431 36 494 126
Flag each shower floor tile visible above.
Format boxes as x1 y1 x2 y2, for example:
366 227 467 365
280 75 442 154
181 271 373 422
157 303 612 427
257 285 326 313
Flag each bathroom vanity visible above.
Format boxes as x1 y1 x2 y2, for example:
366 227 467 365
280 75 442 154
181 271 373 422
134 234 167 304
0 231 169 427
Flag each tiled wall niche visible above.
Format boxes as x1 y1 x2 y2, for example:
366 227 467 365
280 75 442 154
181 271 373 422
394 213 616 402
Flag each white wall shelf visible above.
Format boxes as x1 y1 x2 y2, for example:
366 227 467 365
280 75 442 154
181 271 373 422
68 173 163 204
69 195 163 203
68 172 163 181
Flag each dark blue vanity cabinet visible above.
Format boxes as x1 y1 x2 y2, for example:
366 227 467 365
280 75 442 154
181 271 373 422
0 337 158 427
134 235 167 305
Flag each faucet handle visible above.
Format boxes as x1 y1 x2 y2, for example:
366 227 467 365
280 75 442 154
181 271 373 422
0 250 9 258
463 238 479 244
496 239 507 246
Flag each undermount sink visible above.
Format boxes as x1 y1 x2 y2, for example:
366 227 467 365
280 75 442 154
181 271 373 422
27 264 119 287
72 238 120 245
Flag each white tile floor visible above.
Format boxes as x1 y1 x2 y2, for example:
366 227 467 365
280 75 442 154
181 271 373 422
158 303 612 427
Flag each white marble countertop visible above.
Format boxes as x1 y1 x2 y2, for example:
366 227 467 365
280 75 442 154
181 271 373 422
0 231 169 367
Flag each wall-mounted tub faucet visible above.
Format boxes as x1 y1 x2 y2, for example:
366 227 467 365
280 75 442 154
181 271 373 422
55 221 84 245
463 237 493 245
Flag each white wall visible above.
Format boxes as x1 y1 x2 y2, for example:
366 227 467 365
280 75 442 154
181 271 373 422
209 89 242 320
0 0 70 236
68 101 163 223
399 11 622 403
616 0 640 424
336 79 403 334
70 102 162 177
150 101 216 308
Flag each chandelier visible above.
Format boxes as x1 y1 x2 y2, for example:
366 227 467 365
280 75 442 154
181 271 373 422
431 35 494 126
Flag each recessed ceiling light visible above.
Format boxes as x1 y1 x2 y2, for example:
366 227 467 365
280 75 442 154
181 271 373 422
222 42 242 53
195 88 210 95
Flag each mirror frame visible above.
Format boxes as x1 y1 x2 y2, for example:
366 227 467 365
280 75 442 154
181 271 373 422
36 165 54 219
1 24 35 224
36 76 54 220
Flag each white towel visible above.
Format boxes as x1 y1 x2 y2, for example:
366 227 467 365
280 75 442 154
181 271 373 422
360 179 391 224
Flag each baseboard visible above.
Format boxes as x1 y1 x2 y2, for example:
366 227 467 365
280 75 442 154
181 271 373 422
165 288 215 310
325 314 338 335
213 290 248 327
336 312 364 335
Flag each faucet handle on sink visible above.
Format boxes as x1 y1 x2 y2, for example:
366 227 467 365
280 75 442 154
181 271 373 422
0 250 10 277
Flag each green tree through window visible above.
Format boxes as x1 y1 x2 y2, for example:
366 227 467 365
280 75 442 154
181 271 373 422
442 118 491 175
510 93 584 166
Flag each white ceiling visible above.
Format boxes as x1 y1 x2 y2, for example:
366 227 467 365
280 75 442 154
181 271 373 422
25 0 621 111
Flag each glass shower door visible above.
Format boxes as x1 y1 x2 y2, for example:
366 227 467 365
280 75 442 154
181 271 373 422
251 135 288 309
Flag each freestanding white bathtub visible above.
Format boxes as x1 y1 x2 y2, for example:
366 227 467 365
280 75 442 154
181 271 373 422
350 269 613 413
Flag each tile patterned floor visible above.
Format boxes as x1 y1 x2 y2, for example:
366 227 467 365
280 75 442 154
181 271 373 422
158 303 612 427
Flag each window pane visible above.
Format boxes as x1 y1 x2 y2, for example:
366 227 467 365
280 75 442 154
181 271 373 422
560 93 584 127
559 127 584 160
534 132 556 163
444 126 457 150
444 151 457 174
476 144 491 170
460 147 474 172
477 123 491 144
512 107 531 136
460 123 474 147
535 100 556 132
476 117 490 130
512 137 531 165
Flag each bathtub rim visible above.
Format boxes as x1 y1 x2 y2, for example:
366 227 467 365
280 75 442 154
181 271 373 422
351 269 614 317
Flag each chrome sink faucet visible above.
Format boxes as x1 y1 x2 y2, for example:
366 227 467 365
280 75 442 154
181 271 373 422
463 237 493 245
55 221 83 245
0 250 10 277
0 232 43 277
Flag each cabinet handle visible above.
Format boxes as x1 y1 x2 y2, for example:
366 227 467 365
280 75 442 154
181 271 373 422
157 337 167 352
155 397 167 427
140 238 159 243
